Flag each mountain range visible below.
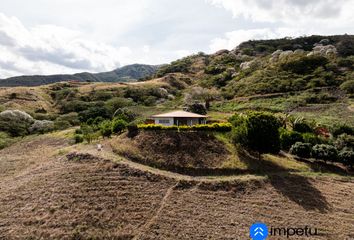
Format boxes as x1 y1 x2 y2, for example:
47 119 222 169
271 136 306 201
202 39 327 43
0 64 160 87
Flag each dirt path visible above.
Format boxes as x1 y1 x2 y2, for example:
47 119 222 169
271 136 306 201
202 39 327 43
0 134 353 239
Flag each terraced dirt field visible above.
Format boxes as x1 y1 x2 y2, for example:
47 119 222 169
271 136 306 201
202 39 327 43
0 135 353 239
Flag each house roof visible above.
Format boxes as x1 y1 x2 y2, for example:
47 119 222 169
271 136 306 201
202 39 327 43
151 110 207 118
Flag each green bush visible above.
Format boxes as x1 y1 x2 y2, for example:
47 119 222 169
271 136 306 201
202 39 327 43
312 144 338 162
56 112 80 126
54 120 71 131
338 150 354 168
0 131 14 149
281 55 329 74
340 80 354 94
112 119 127 134
280 129 304 150
112 108 138 123
127 124 139 138
302 132 322 145
99 120 113 138
74 134 84 144
75 128 83 134
0 110 35 137
289 142 312 158
80 124 97 143
137 123 232 132
78 106 110 123
105 97 134 113
293 121 313 133
334 134 354 150
332 124 354 137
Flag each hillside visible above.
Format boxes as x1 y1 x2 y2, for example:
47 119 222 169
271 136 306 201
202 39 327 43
0 34 354 239
0 64 160 87
0 133 353 239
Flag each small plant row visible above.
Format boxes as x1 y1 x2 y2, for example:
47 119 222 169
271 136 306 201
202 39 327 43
137 123 232 132
290 142 354 168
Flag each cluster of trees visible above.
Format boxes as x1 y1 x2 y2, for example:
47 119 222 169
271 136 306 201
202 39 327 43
73 108 138 143
229 111 354 168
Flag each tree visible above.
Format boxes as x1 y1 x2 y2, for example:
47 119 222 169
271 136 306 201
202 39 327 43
246 112 281 155
186 103 207 115
184 87 219 110
112 119 127 134
231 112 281 157
99 120 113 138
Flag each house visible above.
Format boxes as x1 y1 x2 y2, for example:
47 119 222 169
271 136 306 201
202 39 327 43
151 110 207 126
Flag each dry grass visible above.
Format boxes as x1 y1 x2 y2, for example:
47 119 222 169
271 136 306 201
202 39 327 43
0 134 353 239
0 86 54 113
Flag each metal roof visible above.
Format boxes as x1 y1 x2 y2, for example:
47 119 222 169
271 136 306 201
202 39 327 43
151 110 207 118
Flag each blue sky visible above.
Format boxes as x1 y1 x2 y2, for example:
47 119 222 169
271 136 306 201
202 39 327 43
0 0 353 78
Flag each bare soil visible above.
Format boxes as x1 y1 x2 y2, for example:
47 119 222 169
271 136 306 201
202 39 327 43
0 135 353 239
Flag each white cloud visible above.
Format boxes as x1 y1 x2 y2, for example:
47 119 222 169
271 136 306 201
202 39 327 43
207 0 354 52
0 0 354 78
206 0 354 25
0 13 133 78
209 28 316 52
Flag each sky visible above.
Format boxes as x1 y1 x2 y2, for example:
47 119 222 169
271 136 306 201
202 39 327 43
0 0 353 78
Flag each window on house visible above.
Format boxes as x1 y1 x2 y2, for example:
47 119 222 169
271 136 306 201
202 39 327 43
158 119 170 124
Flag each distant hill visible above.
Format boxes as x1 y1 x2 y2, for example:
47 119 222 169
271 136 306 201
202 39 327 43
0 64 160 87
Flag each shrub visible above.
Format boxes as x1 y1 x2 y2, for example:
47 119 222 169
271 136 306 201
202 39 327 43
281 55 329 74
127 124 139 138
332 124 354 137
340 80 354 94
112 119 127 134
137 123 232 132
293 121 313 133
112 108 138 123
29 120 54 134
290 142 312 158
334 133 354 151
54 120 71 131
0 131 14 149
78 106 110 123
56 112 80 126
280 129 304 150
99 120 113 138
338 150 354 168
0 110 35 136
191 123 232 132
105 97 134 113
80 124 96 143
75 128 83 134
302 132 322 145
312 144 338 162
74 134 84 143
